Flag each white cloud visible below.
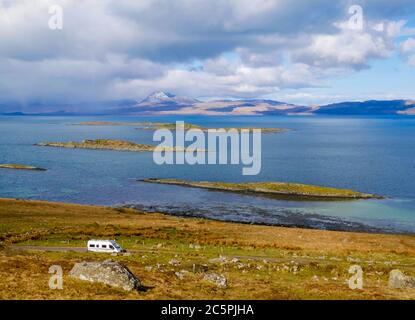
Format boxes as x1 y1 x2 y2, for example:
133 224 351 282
0 0 414 106
113 60 323 100
293 21 393 70
401 38 415 53
400 38 415 67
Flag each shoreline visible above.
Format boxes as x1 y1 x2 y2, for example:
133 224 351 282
125 203 396 235
1 197 408 235
0 196 412 239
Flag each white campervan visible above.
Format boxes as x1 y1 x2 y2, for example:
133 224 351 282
87 240 124 253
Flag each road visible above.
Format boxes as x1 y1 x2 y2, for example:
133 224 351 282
10 245 308 263
11 245 148 254
6 245 353 266
10 245 408 267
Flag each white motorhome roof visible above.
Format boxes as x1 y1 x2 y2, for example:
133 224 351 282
87 240 121 247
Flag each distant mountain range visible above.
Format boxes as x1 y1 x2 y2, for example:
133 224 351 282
2 91 415 116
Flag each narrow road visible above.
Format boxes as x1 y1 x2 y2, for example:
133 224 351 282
11 245 308 263
10 245 401 267
10 245 412 268
10 245 149 254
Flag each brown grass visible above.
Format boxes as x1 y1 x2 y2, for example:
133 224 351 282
0 198 414 300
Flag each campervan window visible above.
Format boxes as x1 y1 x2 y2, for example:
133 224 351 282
89 244 95 248
102 245 107 248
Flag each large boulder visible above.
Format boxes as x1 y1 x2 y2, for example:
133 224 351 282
203 273 227 288
69 259 141 291
388 270 415 289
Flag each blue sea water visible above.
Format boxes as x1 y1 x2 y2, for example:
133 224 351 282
1 115 415 233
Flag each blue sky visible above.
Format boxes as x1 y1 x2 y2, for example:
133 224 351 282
0 0 415 110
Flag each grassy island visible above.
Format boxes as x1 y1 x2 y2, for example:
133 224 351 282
133 122 283 133
142 178 382 200
35 139 204 153
0 164 46 171
137 122 204 130
0 198 413 300
76 121 285 133
75 121 144 126
36 139 155 152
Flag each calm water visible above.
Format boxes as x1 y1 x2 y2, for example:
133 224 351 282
1 115 415 233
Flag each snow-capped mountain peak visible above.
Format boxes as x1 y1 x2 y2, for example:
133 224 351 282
138 91 199 106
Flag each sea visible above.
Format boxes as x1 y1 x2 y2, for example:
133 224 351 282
1 115 415 233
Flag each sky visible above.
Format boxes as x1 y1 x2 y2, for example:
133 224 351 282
0 0 415 110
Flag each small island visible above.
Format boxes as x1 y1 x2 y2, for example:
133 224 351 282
35 139 205 152
75 121 286 133
75 121 145 126
141 178 382 200
0 164 46 171
136 122 205 130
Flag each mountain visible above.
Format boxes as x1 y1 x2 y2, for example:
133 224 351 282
2 93 415 116
130 96 415 116
120 92 308 115
137 91 199 107
315 100 415 115
0 99 137 116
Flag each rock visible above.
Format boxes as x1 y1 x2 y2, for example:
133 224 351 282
189 243 202 250
169 259 180 266
192 264 209 273
203 273 227 288
175 270 190 280
123 252 132 257
69 259 140 291
388 270 415 289
208 255 228 264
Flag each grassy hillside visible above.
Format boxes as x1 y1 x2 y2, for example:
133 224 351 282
0 198 414 300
